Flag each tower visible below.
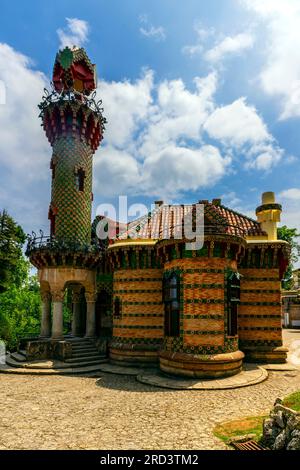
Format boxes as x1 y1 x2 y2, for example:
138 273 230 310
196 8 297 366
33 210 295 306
27 47 106 343
256 192 282 241
41 46 105 244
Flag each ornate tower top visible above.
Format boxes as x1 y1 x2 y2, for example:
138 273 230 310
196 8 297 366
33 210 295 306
27 46 106 266
53 46 97 95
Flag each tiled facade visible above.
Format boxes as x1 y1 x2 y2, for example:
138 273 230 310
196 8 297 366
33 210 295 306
27 47 291 379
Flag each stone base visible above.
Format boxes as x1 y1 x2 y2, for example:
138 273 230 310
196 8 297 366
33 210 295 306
24 339 72 362
109 347 159 367
242 346 288 364
159 350 245 378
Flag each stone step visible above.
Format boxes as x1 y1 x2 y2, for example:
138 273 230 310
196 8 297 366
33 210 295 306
72 350 99 356
71 351 100 358
69 340 94 344
65 355 105 364
72 344 96 351
10 352 27 362
19 350 27 357
5 356 107 370
0 363 106 376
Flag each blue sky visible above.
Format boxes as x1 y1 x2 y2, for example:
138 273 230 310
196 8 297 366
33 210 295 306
0 0 300 237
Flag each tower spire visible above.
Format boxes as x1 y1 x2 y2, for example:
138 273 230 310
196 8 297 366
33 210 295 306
38 47 106 244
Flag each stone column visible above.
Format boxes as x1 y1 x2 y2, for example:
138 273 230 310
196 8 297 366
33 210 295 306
71 288 82 337
40 291 51 337
85 291 96 338
51 290 64 339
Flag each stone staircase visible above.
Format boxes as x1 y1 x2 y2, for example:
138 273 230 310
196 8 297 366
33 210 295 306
1 338 108 375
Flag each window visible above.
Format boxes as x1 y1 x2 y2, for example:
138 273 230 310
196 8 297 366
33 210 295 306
227 272 241 336
50 161 56 180
75 168 85 192
48 208 56 237
113 296 121 319
163 272 180 337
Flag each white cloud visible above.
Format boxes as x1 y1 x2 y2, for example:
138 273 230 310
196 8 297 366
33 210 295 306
182 23 253 62
0 39 287 233
204 33 254 63
204 97 283 170
141 145 231 197
278 188 300 242
95 69 284 198
139 15 166 41
0 44 49 174
242 0 300 119
0 43 50 233
96 70 228 198
279 188 300 201
93 146 140 197
57 18 89 49
204 98 270 146
98 70 154 148
182 23 215 57
182 44 204 57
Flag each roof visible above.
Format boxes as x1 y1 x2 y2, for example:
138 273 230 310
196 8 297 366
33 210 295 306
103 200 266 242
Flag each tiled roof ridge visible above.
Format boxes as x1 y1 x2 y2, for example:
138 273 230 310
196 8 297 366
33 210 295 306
218 203 259 225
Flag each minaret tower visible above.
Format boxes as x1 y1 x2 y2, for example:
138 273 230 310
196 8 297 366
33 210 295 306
27 47 106 343
42 46 105 243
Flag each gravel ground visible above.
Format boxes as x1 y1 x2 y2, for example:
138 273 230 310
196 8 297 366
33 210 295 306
0 329 300 450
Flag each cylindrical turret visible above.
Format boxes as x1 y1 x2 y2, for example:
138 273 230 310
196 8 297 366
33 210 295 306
256 192 282 241
40 46 106 244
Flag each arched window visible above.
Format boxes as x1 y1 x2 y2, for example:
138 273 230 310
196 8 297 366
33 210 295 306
163 272 180 337
113 296 122 319
75 168 85 192
48 208 56 237
50 160 56 180
227 272 241 336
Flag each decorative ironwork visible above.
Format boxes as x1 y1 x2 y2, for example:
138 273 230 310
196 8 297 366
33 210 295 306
38 83 107 133
26 232 102 256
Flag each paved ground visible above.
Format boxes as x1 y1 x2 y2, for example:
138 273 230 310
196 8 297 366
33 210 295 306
0 329 300 450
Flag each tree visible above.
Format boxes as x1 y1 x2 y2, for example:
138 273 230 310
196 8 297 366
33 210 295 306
0 210 26 293
278 225 300 290
0 256 41 351
0 211 41 351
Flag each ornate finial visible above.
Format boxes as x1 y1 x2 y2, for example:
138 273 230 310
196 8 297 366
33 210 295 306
53 46 97 95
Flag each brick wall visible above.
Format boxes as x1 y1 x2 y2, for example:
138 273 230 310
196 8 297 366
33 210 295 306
112 268 164 344
163 257 239 354
239 268 283 347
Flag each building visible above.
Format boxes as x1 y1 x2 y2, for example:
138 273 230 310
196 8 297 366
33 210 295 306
281 269 300 328
293 269 300 290
25 47 290 378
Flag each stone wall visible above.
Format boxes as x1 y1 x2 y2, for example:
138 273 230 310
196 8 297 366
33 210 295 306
263 398 300 450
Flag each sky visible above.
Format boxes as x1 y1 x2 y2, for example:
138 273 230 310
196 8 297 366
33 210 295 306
0 0 300 240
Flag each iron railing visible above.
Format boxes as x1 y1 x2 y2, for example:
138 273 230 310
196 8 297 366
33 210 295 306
38 83 107 132
26 231 100 256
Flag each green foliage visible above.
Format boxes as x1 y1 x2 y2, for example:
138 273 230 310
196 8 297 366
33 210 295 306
0 267 41 351
283 391 300 412
0 210 41 351
278 225 300 290
0 210 26 293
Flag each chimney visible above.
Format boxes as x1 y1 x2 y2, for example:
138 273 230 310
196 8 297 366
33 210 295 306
212 198 222 206
256 192 282 241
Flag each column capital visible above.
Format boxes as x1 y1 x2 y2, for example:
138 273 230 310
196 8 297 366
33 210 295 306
41 291 51 302
85 291 97 303
52 290 65 302
72 292 81 303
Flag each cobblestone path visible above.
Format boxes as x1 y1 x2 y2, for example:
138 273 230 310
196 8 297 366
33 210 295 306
0 329 300 450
